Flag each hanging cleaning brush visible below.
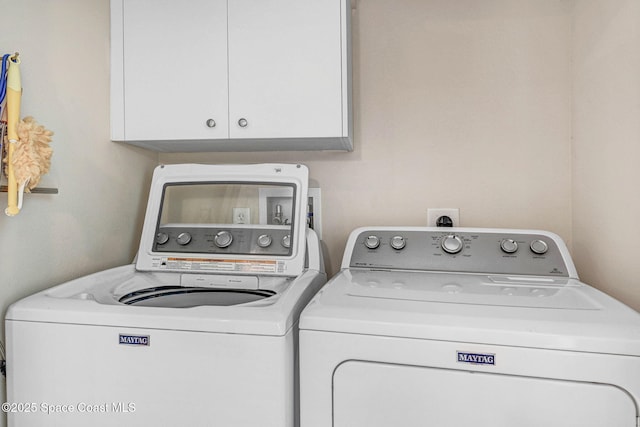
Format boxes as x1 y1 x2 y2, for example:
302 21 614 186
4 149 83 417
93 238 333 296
12 116 53 209
1 54 54 211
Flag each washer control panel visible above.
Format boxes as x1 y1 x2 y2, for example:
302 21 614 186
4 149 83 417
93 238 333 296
349 229 569 277
154 225 292 256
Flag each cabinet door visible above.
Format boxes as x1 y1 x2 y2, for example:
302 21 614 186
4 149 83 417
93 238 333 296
228 0 344 140
122 0 228 141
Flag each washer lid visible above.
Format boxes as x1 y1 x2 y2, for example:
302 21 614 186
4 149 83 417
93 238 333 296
136 164 309 277
343 270 592 310
300 270 640 356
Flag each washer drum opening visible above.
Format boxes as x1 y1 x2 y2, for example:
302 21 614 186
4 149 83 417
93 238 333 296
119 286 276 308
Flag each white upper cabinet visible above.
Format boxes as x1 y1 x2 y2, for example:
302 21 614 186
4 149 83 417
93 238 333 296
111 0 353 152
227 0 343 140
114 0 229 142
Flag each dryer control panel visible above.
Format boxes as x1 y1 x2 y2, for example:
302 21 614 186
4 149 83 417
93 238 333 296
348 228 571 277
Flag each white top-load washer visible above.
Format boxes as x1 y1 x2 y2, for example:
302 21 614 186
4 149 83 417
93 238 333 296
299 227 640 427
6 163 326 427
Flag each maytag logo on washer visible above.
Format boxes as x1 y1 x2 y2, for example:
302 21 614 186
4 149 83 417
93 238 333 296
119 334 150 346
457 351 495 365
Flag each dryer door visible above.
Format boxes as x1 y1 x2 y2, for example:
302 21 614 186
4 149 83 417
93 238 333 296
333 361 636 427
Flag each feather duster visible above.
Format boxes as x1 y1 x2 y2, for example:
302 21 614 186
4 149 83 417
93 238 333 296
12 116 53 192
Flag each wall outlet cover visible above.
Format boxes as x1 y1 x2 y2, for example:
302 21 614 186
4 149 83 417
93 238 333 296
427 208 460 227
233 207 251 224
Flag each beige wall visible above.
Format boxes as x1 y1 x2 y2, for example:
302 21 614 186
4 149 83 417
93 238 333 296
0 0 157 299
0 1 638 421
572 0 640 310
0 0 157 417
161 0 574 276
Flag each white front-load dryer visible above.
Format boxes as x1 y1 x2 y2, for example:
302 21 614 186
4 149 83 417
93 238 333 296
6 163 326 427
299 227 640 427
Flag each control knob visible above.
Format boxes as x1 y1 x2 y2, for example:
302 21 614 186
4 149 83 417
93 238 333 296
390 235 406 250
281 234 291 249
214 231 233 248
441 234 464 254
176 232 192 246
500 239 518 254
364 235 380 249
156 232 169 245
530 239 549 255
257 234 273 248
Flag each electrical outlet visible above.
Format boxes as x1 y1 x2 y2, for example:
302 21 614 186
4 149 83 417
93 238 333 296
427 208 460 227
233 207 251 224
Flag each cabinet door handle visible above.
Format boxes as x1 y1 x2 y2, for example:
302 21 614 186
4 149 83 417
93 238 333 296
205 119 216 128
238 118 248 128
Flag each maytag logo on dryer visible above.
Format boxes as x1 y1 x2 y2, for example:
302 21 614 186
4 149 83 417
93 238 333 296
119 334 150 347
457 351 495 366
